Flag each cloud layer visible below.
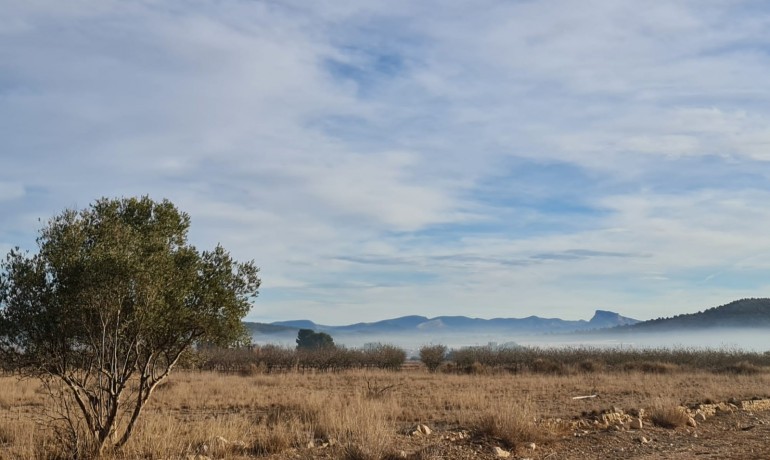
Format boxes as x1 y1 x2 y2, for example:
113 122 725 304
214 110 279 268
2 0 770 323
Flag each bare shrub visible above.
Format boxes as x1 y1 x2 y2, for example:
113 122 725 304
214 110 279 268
529 358 567 375
239 362 267 376
577 359 603 373
465 362 489 375
419 345 447 372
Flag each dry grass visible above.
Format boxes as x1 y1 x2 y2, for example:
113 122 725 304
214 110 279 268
0 366 769 459
650 400 692 428
472 399 542 448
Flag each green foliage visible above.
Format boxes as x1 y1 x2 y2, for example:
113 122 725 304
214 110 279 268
0 196 260 456
296 328 335 350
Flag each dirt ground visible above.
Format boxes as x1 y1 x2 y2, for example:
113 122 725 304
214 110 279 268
271 399 770 460
3 370 770 459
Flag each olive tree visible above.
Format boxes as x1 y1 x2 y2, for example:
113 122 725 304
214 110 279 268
0 197 260 456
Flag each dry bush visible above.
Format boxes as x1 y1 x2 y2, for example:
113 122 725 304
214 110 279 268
419 345 447 372
622 361 679 374
650 401 691 428
239 361 267 376
465 361 490 375
577 359 604 373
529 358 567 375
471 399 542 448
719 361 764 375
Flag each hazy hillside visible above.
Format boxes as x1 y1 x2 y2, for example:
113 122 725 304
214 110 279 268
243 322 297 335
626 298 770 331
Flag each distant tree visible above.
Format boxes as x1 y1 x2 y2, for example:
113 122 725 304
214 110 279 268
296 328 334 349
419 344 447 372
371 344 406 370
0 197 260 457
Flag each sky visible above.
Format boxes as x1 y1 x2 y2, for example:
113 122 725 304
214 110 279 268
2 1 770 324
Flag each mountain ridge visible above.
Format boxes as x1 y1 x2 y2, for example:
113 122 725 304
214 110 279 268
260 309 639 336
620 298 770 331
250 298 770 339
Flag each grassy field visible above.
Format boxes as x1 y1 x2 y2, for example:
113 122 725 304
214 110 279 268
2 353 770 459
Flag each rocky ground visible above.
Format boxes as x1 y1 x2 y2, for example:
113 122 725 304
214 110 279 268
255 398 770 460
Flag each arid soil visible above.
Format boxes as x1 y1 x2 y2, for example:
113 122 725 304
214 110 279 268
266 399 770 460
2 369 770 459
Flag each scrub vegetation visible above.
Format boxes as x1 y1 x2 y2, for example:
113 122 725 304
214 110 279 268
1 345 770 459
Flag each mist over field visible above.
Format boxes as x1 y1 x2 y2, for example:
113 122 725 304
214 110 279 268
252 328 770 355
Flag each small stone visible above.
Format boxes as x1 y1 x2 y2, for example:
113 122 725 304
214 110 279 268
687 417 697 428
524 442 536 450
493 446 511 458
630 418 643 430
638 436 649 444
695 412 707 422
418 424 432 435
307 440 315 448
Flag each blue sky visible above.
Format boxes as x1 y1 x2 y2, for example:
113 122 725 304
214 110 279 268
2 1 770 324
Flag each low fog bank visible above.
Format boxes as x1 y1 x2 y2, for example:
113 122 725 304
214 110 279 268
252 328 770 356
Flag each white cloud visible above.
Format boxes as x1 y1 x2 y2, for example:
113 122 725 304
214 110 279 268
3 0 770 323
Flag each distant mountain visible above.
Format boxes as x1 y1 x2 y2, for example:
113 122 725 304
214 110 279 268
263 309 640 336
624 298 770 331
589 310 639 328
243 322 297 335
269 319 319 330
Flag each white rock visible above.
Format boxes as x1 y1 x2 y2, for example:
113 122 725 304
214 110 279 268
493 446 511 458
687 417 697 428
524 442 536 451
419 424 432 435
630 418 643 429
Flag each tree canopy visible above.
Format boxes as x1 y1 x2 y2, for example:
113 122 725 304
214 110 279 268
296 328 335 350
0 196 260 456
